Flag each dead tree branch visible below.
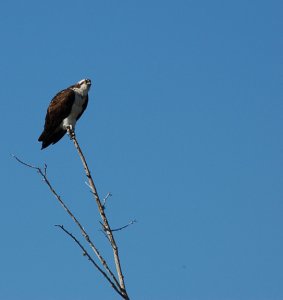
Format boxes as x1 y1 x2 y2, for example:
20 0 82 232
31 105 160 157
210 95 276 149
100 220 137 233
102 192 112 209
13 155 124 297
55 225 124 298
112 220 137 232
67 128 129 299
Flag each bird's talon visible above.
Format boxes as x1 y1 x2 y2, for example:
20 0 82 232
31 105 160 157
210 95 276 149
67 127 75 139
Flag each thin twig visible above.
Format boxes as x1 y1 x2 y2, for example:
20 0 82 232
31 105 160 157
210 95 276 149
99 220 136 248
67 128 129 300
85 181 93 190
55 225 124 298
12 155 38 169
99 222 111 241
111 220 137 232
102 192 112 209
13 155 121 293
44 163 47 176
100 220 136 233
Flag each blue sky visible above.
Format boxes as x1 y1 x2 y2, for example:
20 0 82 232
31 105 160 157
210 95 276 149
0 0 282 299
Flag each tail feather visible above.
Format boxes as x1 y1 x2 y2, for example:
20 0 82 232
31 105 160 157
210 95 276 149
38 129 67 149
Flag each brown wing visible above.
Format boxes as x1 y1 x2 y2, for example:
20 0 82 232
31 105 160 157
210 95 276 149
38 89 75 145
44 89 75 132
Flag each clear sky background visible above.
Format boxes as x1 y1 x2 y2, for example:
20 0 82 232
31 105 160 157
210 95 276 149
0 1 282 299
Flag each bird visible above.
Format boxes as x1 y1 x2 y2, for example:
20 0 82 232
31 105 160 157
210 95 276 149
38 78 92 149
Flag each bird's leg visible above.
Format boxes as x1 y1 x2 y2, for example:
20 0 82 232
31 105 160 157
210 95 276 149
67 125 75 140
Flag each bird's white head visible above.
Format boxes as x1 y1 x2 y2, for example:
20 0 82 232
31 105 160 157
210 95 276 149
72 78 92 96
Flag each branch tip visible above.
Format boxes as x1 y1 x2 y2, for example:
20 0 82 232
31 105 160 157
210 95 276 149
112 219 137 232
12 154 39 170
102 192 112 209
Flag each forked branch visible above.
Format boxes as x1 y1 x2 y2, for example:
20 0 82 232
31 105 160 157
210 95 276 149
55 225 124 297
13 155 126 299
67 128 129 299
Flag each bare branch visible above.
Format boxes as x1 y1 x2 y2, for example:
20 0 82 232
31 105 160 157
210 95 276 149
55 225 124 298
102 192 112 209
85 181 93 190
13 155 121 294
100 220 136 233
67 128 129 300
12 154 39 170
112 220 137 232
99 222 111 241
14 127 131 299
44 163 47 176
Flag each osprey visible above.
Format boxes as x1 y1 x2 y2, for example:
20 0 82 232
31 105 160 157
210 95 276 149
38 79 91 149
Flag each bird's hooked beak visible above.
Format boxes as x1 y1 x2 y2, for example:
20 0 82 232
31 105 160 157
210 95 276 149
86 79 91 87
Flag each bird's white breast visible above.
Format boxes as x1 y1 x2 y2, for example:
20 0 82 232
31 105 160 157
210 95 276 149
62 94 86 130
